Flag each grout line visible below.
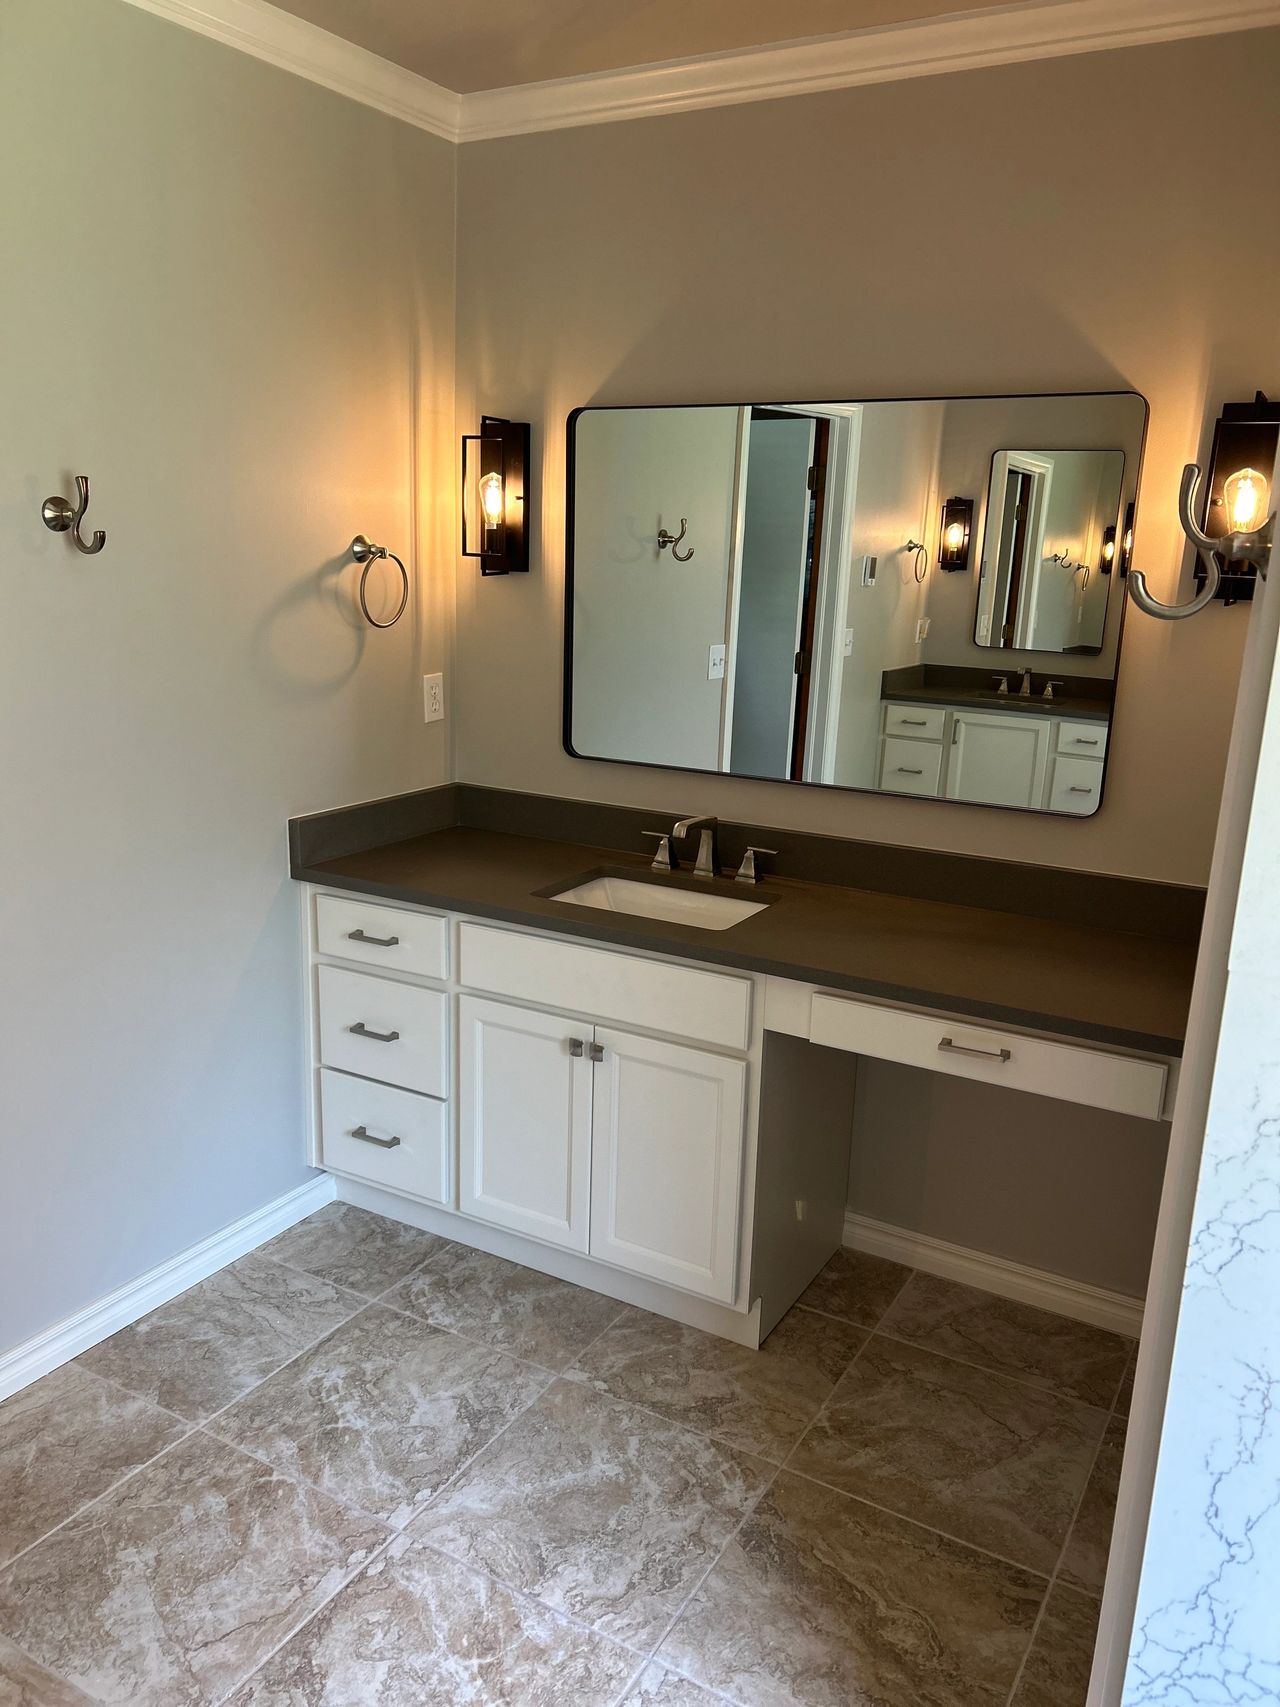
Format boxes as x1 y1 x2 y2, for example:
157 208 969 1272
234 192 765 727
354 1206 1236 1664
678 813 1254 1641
861 1325 1119 1412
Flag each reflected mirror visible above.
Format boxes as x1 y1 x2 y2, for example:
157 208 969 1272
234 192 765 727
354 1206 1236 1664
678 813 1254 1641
565 391 1146 817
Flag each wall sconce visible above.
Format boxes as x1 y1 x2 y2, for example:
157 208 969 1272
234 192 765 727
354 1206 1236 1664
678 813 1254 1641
1099 524 1117 576
1128 393 1278 620
937 496 974 571
462 415 530 575
1118 502 1135 578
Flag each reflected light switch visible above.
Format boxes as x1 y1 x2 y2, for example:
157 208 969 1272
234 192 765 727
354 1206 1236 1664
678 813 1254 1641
708 643 726 680
861 555 878 587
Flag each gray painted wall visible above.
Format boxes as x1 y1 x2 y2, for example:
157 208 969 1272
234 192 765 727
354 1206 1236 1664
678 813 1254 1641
0 0 455 1357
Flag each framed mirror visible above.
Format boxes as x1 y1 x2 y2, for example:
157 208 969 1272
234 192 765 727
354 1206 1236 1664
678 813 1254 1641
564 391 1146 817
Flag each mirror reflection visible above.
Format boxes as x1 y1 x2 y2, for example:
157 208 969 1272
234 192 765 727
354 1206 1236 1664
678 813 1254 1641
566 391 1145 816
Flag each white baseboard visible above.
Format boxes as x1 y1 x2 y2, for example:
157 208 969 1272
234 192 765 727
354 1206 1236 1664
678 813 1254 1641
844 1211 1144 1337
0 1175 336 1403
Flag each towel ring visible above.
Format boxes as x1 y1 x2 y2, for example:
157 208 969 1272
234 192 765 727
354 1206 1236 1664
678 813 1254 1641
905 539 928 582
350 535 409 628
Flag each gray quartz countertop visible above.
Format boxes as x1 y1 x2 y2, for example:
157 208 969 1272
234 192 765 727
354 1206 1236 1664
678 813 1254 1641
883 684 1111 721
293 825 1193 1056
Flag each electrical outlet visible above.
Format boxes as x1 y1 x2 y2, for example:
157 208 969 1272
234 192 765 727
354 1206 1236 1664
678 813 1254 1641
861 554 878 587
842 628 854 657
423 672 444 724
708 643 726 681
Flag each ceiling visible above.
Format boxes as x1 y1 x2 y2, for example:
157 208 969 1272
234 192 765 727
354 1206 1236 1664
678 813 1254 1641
266 0 1000 92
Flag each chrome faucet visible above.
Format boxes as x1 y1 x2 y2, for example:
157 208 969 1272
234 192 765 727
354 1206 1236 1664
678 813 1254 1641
671 814 719 878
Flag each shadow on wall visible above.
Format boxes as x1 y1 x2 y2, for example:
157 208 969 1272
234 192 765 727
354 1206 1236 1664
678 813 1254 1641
250 554 366 698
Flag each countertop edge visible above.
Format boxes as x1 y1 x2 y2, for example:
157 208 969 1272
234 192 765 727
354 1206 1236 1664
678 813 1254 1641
292 860 1186 1059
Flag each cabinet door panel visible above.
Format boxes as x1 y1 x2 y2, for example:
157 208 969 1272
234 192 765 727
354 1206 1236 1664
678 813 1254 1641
458 995 592 1251
944 711 1050 809
589 1029 746 1303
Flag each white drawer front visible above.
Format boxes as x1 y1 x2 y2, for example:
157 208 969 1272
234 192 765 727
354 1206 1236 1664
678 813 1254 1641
459 923 752 1052
317 964 448 1097
315 892 448 981
1054 720 1109 760
880 735 943 796
809 993 1166 1120
319 1068 449 1203
882 702 946 741
1047 754 1104 815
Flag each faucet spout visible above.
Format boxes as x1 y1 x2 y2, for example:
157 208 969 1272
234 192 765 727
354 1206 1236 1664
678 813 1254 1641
671 815 719 878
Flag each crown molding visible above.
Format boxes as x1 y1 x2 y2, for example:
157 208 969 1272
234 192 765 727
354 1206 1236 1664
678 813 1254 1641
123 0 1280 145
119 0 461 140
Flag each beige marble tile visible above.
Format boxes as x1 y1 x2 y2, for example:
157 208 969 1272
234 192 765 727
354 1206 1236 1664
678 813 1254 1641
660 1470 1043 1707
75 1254 360 1422
386 1245 625 1370
798 1248 913 1327
879 1275 1133 1407
625 1662 726 1704
0 1363 187 1566
789 1335 1106 1573
0 1431 387 1707
1012 1582 1100 1707
414 1378 772 1648
260 1203 451 1297
212 1305 549 1526
0 1633 97 1705
225 1535 638 1705
570 1306 865 1462
1059 1417 1126 1595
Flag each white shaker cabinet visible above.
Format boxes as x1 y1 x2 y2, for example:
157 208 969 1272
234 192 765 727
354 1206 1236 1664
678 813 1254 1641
945 709 1052 809
457 994 593 1252
588 1027 746 1303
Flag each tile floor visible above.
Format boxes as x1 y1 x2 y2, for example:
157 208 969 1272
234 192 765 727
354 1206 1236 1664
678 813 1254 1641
0 1205 1132 1706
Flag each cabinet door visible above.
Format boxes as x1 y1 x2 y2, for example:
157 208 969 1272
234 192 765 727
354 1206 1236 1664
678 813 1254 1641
944 711 1050 808
458 995 593 1251
589 1029 747 1303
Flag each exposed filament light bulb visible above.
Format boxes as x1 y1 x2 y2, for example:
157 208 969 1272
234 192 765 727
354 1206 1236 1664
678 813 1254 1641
1224 466 1269 535
944 520 965 551
479 471 505 530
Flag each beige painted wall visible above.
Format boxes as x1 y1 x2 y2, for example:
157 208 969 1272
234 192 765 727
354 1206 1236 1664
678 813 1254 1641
454 29 1280 885
0 0 454 1356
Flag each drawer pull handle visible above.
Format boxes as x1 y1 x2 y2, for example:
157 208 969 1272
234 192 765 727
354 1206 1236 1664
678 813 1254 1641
1071 738 1100 747
1069 785 1093 794
938 1035 1012 1063
350 1022 400 1043
895 766 924 775
351 1125 401 1149
568 1037 585 1057
588 1042 605 1063
348 928 400 947
899 718 928 726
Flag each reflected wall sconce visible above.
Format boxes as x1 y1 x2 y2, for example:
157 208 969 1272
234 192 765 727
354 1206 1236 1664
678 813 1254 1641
462 415 530 575
1099 524 1117 576
1118 503 1135 578
937 496 973 571
1129 393 1278 620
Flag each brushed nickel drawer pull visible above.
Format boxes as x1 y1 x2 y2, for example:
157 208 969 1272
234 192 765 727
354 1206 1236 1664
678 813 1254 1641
351 1125 401 1149
568 1037 585 1057
350 1022 400 1043
1070 737 1100 746
896 766 924 775
588 1042 605 1063
899 717 929 726
939 1036 1012 1062
1069 785 1093 794
348 928 400 947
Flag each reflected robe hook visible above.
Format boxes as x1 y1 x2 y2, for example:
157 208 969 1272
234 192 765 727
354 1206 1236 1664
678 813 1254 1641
657 518 694 562
42 474 106 554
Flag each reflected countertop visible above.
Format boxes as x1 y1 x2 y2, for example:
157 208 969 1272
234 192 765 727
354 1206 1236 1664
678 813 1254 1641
293 823 1192 1057
883 683 1111 721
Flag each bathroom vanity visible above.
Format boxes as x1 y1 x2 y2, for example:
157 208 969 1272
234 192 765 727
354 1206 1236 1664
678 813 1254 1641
290 789 1194 1347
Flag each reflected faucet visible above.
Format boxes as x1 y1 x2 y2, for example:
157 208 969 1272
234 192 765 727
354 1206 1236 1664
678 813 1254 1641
672 815 719 878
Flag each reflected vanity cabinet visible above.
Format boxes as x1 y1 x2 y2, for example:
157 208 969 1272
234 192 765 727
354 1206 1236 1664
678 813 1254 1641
877 702 1108 814
303 887 769 1336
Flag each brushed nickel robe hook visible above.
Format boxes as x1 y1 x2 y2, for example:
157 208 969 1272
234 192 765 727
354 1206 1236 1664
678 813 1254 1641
42 475 106 554
657 518 694 562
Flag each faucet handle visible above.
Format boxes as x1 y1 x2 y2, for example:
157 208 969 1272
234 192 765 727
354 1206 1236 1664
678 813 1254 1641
735 846 777 885
991 675 1010 694
1043 679 1064 700
641 830 677 872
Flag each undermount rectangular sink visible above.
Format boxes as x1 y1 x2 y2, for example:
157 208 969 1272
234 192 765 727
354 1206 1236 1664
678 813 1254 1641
550 875 770 931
